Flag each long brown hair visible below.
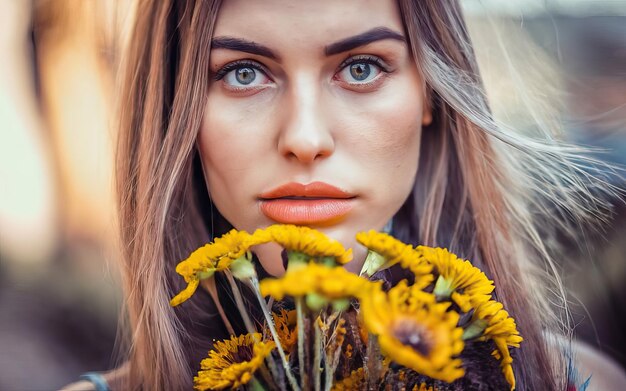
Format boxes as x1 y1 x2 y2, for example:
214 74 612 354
115 1 612 389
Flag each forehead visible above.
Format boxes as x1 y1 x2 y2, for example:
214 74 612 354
213 0 404 53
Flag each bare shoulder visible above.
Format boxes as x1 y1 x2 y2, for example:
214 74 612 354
572 339 626 391
59 363 129 391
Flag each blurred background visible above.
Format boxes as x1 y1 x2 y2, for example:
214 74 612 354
0 1 624 389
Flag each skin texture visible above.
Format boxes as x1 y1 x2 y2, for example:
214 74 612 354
199 0 431 276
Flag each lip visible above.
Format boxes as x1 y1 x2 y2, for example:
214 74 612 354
259 182 355 225
259 182 354 199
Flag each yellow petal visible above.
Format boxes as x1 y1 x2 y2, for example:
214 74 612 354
170 279 200 306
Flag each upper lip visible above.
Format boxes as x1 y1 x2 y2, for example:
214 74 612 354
259 181 355 200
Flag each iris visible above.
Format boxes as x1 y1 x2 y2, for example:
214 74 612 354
350 63 371 81
235 67 256 84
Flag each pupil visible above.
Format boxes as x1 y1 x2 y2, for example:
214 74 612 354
236 67 256 85
350 63 370 81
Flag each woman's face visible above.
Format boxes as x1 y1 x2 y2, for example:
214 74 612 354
199 0 431 275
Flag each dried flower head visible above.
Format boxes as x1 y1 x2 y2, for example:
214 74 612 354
271 309 297 354
332 367 365 391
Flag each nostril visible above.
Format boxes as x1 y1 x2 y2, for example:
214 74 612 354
287 145 333 163
279 133 335 163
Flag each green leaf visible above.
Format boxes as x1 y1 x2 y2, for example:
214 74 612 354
433 275 454 300
331 298 350 312
197 269 216 279
319 256 336 267
462 319 488 340
306 293 328 311
230 256 256 280
287 251 309 269
359 250 386 277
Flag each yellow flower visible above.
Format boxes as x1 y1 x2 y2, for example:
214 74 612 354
360 281 465 383
178 230 259 281
254 225 353 264
492 341 515 391
271 309 297 354
419 246 494 312
356 230 411 263
260 263 374 304
170 230 262 306
194 333 275 390
471 300 523 390
331 367 365 391
356 231 433 287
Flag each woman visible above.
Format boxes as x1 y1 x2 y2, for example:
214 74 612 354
64 0 625 390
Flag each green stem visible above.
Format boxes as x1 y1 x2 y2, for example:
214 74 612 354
296 297 309 389
325 314 344 391
225 272 256 334
324 348 332 391
249 377 266 391
224 272 276 389
313 320 322 391
200 278 235 335
250 277 300 391
365 334 382 389
328 343 343 391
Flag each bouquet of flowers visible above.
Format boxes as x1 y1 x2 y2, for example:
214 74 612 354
170 225 522 390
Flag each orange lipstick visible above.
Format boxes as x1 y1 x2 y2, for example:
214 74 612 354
259 182 355 225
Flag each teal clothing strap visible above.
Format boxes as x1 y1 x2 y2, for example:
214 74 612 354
79 372 111 391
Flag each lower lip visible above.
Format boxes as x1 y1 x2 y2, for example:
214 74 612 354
259 199 353 225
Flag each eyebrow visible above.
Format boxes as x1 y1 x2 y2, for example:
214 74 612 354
324 27 406 56
211 36 280 60
210 27 406 61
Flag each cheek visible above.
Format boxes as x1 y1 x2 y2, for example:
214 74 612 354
197 96 273 229
200 97 270 172
341 81 424 212
345 83 424 173
199 91 282 191
198 112 242 198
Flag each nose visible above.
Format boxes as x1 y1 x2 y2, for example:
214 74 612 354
277 76 335 163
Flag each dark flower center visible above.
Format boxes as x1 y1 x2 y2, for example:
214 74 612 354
392 319 432 356
230 343 254 364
